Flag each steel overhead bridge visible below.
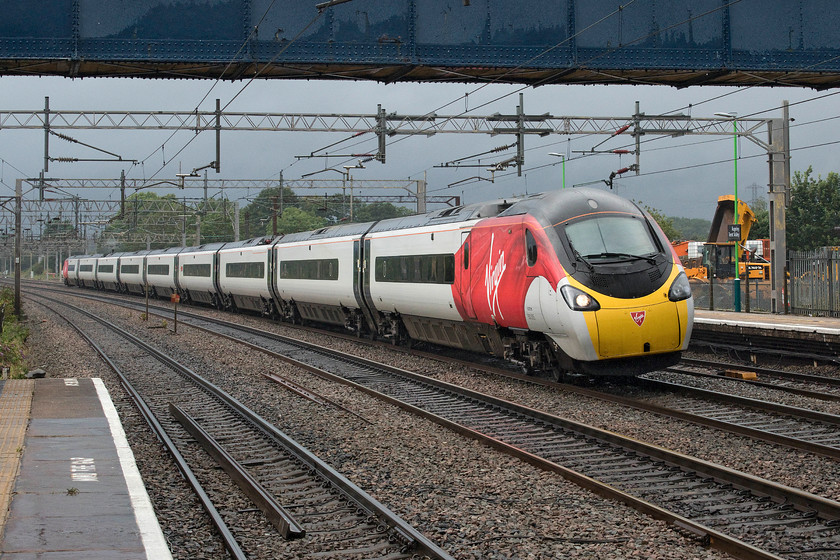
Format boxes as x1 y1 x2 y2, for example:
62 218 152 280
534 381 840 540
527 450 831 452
1 0 839 89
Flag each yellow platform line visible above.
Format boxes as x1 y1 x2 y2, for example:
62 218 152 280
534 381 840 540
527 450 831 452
0 379 34 539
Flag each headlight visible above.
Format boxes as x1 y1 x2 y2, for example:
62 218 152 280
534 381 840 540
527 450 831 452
668 272 692 302
560 285 601 311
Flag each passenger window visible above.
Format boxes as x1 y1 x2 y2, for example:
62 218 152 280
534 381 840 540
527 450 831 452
463 241 470 269
526 230 537 267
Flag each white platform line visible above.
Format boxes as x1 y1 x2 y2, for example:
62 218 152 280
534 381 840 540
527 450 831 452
93 378 173 560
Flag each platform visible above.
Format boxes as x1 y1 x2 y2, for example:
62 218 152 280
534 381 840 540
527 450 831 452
0 378 172 559
692 310 840 359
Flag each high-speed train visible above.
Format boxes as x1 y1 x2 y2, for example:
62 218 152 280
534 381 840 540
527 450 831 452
63 188 694 378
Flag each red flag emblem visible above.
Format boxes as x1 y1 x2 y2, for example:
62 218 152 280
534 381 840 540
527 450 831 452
630 311 646 326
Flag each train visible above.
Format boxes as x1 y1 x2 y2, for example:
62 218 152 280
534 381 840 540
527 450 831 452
62 187 694 379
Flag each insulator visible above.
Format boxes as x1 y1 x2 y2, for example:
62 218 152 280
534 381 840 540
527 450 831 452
612 124 631 136
53 132 78 143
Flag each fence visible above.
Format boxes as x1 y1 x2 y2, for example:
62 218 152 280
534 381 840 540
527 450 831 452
789 248 840 317
688 248 840 316
689 279 773 313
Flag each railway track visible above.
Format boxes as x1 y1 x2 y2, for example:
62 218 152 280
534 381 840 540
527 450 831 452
690 330 840 366
34 285 840 560
672 358 840 401
27 284 840 461
615 375 840 460
28 291 453 560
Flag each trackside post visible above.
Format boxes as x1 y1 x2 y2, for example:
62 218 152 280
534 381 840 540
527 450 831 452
170 293 180 334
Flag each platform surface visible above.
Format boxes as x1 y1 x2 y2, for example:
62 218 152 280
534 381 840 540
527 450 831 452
694 310 840 337
0 378 171 559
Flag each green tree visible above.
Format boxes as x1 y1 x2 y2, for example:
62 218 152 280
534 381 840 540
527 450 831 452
639 203 681 241
747 197 769 240
274 207 327 234
100 192 181 251
787 167 840 250
671 217 711 240
42 217 77 240
240 186 297 238
194 198 236 244
99 192 239 251
353 201 413 222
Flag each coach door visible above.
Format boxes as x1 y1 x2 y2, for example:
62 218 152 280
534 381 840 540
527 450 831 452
460 232 476 319
353 240 362 305
351 238 376 332
267 243 281 309
212 251 222 295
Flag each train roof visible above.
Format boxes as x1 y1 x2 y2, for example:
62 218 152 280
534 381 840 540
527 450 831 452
145 246 185 256
217 236 276 250
68 253 104 260
279 222 375 243
67 190 642 256
98 251 144 259
267 197 529 242
116 250 153 258
178 241 229 253
367 198 524 234
498 188 644 226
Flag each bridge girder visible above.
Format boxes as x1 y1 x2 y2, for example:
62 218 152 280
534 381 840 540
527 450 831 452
1 1 840 89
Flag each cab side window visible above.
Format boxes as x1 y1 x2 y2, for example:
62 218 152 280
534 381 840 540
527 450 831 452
526 229 538 267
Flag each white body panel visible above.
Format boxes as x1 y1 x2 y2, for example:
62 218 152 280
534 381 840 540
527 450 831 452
217 246 271 299
65 258 80 285
118 255 146 287
96 256 120 287
177 250 217 294
145 253 178 292
527 277 598 361
77 257 98 285
274 236 358 308
366 222 466 321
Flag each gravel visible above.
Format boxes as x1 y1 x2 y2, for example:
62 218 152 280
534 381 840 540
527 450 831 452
24 286 810 559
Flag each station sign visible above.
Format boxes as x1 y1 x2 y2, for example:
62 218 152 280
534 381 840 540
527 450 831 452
727 224 741 241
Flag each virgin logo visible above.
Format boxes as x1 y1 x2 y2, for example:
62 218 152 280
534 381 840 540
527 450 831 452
630 311 646 326
484 233 506 321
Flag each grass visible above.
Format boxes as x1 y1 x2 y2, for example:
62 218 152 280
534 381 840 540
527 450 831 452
0 287 30 379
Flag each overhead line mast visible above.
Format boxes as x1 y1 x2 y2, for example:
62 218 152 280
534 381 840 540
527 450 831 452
2 97 771 174
2 97 791 312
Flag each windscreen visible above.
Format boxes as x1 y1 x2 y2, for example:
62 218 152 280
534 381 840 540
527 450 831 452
563 215 659 261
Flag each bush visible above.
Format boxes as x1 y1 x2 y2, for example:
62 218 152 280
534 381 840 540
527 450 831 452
0 288 29 378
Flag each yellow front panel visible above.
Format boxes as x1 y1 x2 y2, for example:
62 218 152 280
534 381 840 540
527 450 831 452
595 301 681 358
570 268 688 360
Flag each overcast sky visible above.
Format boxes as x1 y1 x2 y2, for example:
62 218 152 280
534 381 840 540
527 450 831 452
1 75 837 221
